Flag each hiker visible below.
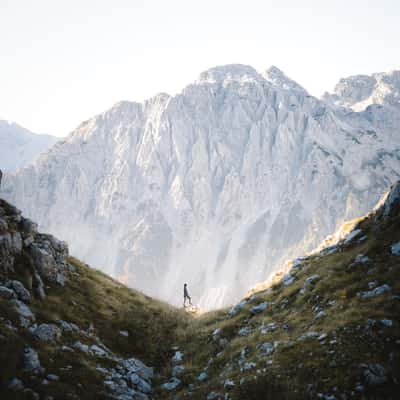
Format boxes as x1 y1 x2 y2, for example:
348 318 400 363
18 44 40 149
183 283 192 307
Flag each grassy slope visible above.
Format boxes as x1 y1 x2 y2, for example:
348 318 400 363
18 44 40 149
1 201 399 399
0 257 190 399
162 206 400 399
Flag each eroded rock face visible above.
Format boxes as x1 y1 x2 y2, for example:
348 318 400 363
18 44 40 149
3 66 400 309
0 199 70 297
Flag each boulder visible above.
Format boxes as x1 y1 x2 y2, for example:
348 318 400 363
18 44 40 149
197 371 208 382
0 285 16 300
161 377 181 391
23 347 41 373
304 274 320 287
172 365 185 377
5 280 31 303
258 342 274 356
11 299 35 324
30 245 59 284
33 324 61 342
261 322 278 334
391 242 400 255
358 284 392 299
8 377 24 391
172 351 183 364
228 299 247 317
251 302 268 314
382 181 400 217
0 217 8 234
90 344 108 357
238 326 252 336
20 218 38 237
364 363 387 386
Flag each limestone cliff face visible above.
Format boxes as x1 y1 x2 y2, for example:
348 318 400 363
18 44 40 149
2 65 400 308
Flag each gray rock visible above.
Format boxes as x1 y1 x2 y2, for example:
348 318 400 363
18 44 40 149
228 299 247 317
5 280 31 303
73 341 89 353
242 362 256 371
30 244 66 285
11 233 23 253
11 299 35 324
46 374 59 381
282 274 295 286
33 272 46 299
238 326 252 336
0 285 16 299
258 342 274 356
58 320 80 333
33 324 61 342
391 242 400 255
354 254 370 264
161 377 181 391
261 322 277 334
172 351 183 364
298 331 320 341
224 379 235 388
137 378 152 394
318 333 328 341
8 377 24 391
198 371 208 381
380 319 393 327
315 310 326 320
368 281 378 289
304 274 320 288
364 363 386 386
251 301 268 314
172 365 185 377
20 218 38 236
344 229 362 244
382 181 400 217
207 392 223 400
119 330 129 337
0 217 8 234
90 344 109 357
23 347 41 373
358 284 392 299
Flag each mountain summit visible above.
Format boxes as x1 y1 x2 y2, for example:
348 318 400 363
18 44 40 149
1 65 400 309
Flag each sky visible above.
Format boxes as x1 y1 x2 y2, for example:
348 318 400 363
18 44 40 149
0 0 399 137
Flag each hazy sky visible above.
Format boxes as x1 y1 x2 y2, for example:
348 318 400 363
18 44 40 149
1 0 399 137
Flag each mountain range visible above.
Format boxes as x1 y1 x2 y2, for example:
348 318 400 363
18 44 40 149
0 120 58 173
1 65 400 309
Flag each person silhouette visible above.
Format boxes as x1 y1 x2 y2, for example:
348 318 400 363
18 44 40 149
183 283 192 307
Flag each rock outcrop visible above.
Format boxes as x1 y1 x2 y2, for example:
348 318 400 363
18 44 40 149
0 198 69 295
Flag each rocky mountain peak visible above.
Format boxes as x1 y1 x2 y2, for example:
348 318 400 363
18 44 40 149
323 68 400 111
196 64 263 85
262 65 307 92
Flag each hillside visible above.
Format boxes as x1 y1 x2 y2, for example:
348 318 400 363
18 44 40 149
2 65 400 310
0 197 189 399
1 182 399 399
0 120 58 173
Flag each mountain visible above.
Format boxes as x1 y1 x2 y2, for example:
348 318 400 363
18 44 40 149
0 183 399 399
1 65 400 309
322 69 400 112
0 120 58 173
